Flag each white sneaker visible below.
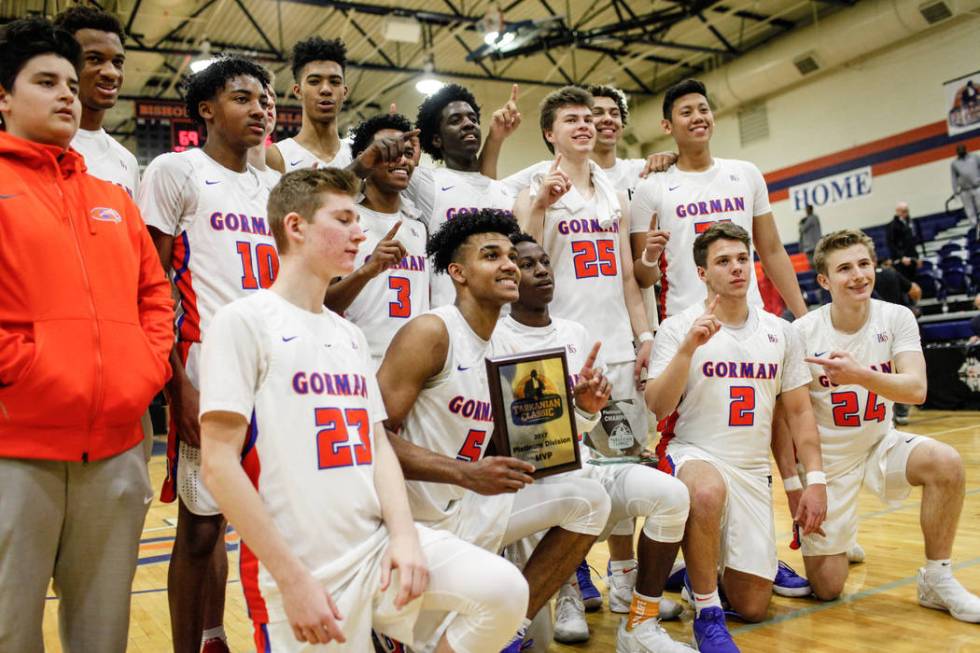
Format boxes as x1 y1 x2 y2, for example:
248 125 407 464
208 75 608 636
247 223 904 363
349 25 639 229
616 618 694 653
608 564 638 613
917 568 980 623
553 594 590 643
847 543 865 564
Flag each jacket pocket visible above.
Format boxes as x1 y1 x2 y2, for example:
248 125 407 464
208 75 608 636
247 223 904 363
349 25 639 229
99 320 168 427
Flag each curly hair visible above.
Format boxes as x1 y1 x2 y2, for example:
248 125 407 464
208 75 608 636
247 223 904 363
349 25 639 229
182 55 271 124
350 112 413 158
291 36 346 81
53 5 125 40
427 209 519 274
509 231 538 246
415 83 481 161
588 84 629 126
0 17 80 92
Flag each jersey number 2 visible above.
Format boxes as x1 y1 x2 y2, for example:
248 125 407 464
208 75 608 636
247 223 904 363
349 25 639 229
236 241 279 290
830 390 886 427
572 240 617 278
315 407 372 469
728 386 755 426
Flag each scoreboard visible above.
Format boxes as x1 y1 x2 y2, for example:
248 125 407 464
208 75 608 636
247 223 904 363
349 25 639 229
134 99 302 168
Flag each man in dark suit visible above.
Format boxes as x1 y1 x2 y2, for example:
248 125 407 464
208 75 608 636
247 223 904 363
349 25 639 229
886 201 924 281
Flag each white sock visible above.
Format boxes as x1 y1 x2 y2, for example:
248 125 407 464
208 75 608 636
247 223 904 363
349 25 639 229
692 589 722 617
609 559 638 575
925 559 953 579
201 626 226 642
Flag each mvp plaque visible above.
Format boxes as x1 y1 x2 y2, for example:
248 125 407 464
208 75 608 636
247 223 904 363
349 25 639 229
486 347 581 478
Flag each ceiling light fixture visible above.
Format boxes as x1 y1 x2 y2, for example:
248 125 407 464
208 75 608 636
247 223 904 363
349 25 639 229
415 57 444 96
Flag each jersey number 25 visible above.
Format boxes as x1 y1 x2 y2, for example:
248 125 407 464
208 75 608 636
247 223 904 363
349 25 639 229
572 240 617 279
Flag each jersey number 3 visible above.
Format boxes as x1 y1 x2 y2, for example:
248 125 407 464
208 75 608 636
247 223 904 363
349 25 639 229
315 407 372 469
388 276 411 318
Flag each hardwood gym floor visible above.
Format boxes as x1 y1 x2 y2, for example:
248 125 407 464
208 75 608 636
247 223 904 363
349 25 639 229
41 410 980 652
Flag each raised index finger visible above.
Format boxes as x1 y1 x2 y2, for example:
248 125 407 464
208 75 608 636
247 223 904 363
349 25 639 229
550 153 562 172
382 220 402 241
402 129 421 142
510 83 519 104
705 295 719 315
582 341 602 372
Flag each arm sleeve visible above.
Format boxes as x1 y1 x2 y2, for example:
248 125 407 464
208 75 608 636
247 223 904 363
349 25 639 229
747 162 772 217
137 153 194 235
646 317 682 379
629 177 660 235
780 321 812 393
198 303 265 419
130 198 175 382
890 304 922 355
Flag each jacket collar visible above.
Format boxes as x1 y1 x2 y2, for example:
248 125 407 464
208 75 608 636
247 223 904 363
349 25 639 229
0 130 87 179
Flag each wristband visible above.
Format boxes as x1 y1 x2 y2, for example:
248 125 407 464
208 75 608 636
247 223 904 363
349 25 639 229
640 250 660 268
637 331 654 344
782 475 803 492
805 471 827 486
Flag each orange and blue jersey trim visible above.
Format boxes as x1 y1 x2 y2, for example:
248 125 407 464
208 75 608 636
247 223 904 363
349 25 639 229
655 411 679 475
252 622 272 653
160 339 193 504
172 231 202 344
240 412 269 624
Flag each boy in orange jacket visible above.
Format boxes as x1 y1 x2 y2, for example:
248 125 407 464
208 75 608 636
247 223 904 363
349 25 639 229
0 17 173 653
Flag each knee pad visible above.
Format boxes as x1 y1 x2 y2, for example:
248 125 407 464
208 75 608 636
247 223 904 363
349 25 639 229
564 479 612 536
640 476 690 544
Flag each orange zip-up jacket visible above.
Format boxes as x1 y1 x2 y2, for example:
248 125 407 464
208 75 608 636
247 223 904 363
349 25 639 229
0 130 174 462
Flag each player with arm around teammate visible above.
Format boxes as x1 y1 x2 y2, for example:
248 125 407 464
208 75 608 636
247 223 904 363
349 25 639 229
778 229 979 622
645 222 826 653
497 233 693 653
323 112 428 366
378 210 612 652
199 168 528 653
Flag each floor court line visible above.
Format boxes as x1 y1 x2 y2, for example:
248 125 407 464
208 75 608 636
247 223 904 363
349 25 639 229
731 556 980 634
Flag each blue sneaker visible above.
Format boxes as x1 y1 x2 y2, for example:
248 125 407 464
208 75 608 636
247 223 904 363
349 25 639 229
577 560 603 611
692 606 740 652
665 560 686 592
680 571 728 609
500 626 532 653
773 560 811 598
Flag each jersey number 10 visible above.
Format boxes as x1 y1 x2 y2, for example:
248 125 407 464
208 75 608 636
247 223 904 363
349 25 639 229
236 241 280 290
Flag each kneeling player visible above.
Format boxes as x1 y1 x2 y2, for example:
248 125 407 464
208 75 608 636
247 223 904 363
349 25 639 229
783 229 979 622
379 210 612 652
199 169 528 652
497 233 692 653
645 223 826 653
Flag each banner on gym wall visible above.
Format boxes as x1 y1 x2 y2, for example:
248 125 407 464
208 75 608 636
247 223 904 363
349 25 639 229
944 70 980 137
788 166 873 212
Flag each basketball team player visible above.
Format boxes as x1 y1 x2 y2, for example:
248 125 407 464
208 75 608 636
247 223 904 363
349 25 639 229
409 83 520 306
781 229 980 622
267 37 351 173
645 223 827 653
247 82 281 185
497 233 692 652
324 113 429 366
377 210 612 652
139 56 277 653
54 5 158 460
197 167 527 653
631 78 814 598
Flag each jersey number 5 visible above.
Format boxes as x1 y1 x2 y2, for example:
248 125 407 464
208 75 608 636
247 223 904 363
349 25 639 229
236 241 280 290
729 386 756 426
572 240 617 279
830 390 886 427
388 276 411 318
457 429 488 462
315 407 372 469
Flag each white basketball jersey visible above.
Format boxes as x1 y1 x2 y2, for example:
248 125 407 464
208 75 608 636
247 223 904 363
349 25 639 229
139 148 278 385
493 315 592 385
399 305 501 523
542 184 635 364
275 136 353 171
199 290 387 622
630 158 770 317
71 127 140 197
406 166 516 307
649 304 810 475
604 158 646 200
345 204 429 359
793 300 922 475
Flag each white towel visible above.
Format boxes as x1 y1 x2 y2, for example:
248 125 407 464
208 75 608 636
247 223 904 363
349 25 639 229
529 159 622 228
